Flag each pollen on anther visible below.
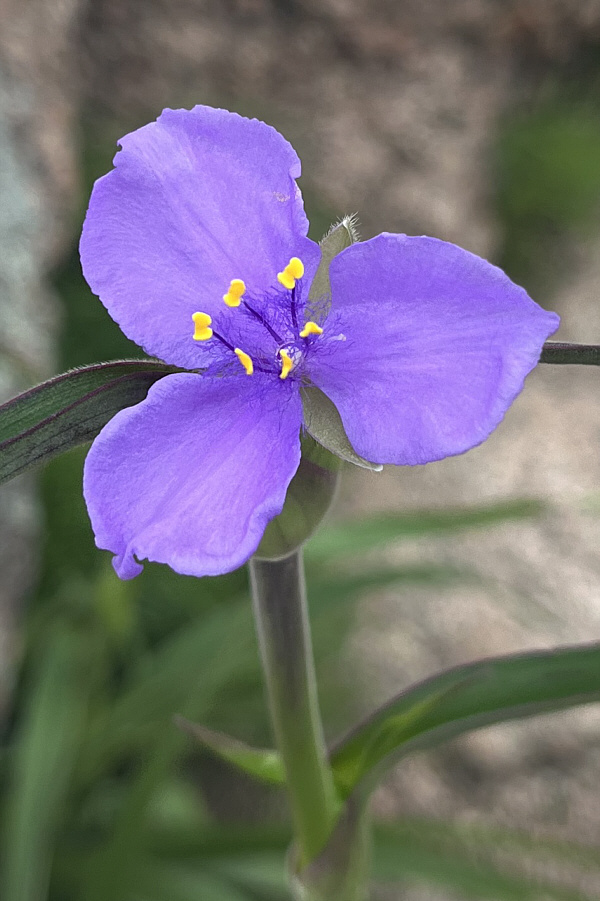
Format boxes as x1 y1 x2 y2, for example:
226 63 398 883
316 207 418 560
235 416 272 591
223 278 246 308
299 321 323 338
277 257 304 290
235 348 254 375
192 311 213 341
279 349 294 380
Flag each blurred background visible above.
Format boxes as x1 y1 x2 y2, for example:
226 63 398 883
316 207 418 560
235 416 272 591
2 1 600 899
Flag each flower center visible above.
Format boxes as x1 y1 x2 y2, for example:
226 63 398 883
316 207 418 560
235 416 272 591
191 257 324 379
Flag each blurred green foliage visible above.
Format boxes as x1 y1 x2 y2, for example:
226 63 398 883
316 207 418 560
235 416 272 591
4 75 600 899
497 72 600 293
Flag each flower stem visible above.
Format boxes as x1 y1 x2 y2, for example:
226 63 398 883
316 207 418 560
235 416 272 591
249 551 339 867
540 341 600 365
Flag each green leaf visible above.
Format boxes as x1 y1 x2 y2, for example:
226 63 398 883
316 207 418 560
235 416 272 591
301 387 382 471
135 862 255 901
1 627 91 901
373 820 595 901
330 641 600 798
174 717 285 786
0 360 177 485
306 499 543 561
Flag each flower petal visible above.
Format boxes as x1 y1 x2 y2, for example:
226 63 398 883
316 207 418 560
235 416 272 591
83 372 302 578
308 234 560 465
80 106 320 369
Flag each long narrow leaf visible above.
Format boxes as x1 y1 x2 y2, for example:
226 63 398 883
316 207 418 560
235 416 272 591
174 717 286 786
306 499 543 561
0 360 177 484
1 627 91 901
373 821 595 901
330 642 600 797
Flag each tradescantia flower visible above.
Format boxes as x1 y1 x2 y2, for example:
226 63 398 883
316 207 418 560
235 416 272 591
80 105 559 580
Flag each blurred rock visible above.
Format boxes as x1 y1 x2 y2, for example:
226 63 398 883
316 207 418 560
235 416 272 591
0 0 79 715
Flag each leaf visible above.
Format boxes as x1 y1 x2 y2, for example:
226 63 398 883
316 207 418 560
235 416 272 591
174 717 285 786
1 627 91 901
135 862 255 901
330 641 600 798
394 815 600 888
373 820 595 901
302 387 382 471
0 360 177 485
306 499 543 561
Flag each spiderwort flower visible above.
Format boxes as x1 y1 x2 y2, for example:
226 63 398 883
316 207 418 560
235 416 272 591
80 105 559 579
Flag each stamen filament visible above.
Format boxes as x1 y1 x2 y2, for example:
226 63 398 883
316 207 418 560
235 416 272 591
290 285 299 331
212 329 235 352
242 301 283 344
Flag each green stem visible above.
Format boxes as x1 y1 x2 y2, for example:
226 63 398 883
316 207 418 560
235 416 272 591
249 551 339 866
540 341 600 365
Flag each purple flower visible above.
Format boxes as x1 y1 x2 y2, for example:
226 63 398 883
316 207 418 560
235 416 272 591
80 105 559 579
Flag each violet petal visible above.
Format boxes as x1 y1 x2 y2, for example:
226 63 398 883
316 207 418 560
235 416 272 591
308 234 560 465
80 106 319 369
83 372 302 577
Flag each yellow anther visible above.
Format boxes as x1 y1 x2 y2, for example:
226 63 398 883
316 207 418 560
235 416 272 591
277 257 305 290
223 278 246 308
192 311 213 341
279 349 294 380
299 321 323 338
288 257 304 279
235 348 254 376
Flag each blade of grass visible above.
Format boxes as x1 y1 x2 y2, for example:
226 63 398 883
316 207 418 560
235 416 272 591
1 626 91 901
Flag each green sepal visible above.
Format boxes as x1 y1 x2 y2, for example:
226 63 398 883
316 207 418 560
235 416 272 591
174 716 285 786
0 360 178 485
330 640 600 799
254 435 342 562
302 387 382 472
306 214 359 319
303 215 381 473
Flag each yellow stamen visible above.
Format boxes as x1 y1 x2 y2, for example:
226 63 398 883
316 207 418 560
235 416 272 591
235 348 254 375
277 257 304 290
223 278 246 308
192 311 213 341
299 320 323 338
279 349 294 380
